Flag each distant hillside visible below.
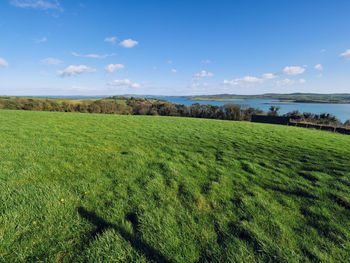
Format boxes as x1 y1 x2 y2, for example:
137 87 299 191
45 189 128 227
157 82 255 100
185 93 350 102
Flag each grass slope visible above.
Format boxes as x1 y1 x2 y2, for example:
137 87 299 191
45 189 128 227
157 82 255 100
0 110 350 263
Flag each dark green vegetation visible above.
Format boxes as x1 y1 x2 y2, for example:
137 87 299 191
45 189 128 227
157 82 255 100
187 93 350 103
1 110 350 262
0 96 264 121
1 96 348 128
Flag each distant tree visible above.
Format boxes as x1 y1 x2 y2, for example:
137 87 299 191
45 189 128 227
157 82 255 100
190 103 201 117
284 110 302 121
344 120 350 128
223 103 241 120
267 106 280 116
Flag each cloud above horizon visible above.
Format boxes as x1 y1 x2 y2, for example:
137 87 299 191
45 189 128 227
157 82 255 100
223 73 279 87
104 36 117 45
314 64 323 70
119 39 138 48
72 52 115 59
223 76 263 86
282 66 305 75
275 78 306 87
42 57 62 65
104 64 125 72
262 73 277 79
10 0 63 11
35 36 47 43
340 49 350 60
0 57 9 67
107 79 140 88
194 70 214 78
58 65 96 77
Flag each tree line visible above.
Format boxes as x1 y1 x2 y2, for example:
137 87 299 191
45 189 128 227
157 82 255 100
0 96 349 127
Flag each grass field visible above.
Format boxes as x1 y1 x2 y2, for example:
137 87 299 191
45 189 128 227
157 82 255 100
1 110 350 262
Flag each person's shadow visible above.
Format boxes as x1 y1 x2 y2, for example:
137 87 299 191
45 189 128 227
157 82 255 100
77 207 172 263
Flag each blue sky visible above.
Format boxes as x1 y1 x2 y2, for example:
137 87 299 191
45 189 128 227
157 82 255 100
1 0 350 96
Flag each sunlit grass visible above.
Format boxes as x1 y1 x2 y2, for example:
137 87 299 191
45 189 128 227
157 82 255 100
0 110 349 262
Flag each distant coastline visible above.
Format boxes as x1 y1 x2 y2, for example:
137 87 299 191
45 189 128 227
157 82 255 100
185 93 350 104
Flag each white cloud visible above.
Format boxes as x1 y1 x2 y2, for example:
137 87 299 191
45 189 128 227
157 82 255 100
35 36 47 43
0 57 9 67
72 52 115 59
167 60 173 64
119 39 138 48
191 82 201 88
223 76 262 86
10 0 63 11
340 49 350 60
42 57 62 65
104 36 117 45
58 65 96 77
202 59 211 64
241 76 262 83
107 79 140 88
275 78 294 87
275 78 306 87
171 69 177 73
262 73 277 79
104 64 125 72
282 66 305 75
320 49 327 53
194 70 214 77
314 64 323 70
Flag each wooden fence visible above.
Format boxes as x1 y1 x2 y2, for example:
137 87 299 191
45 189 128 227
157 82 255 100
251 115 350 135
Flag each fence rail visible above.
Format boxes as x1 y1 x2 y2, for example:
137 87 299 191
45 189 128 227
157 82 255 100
251 115 350 135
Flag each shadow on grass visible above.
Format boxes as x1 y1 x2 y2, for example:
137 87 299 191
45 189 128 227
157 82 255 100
267 186 317 199
77 207 172 263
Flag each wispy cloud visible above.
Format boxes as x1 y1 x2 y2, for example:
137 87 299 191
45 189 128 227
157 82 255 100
282 66 305 75
10 0 63 11
223 76 263 86
119 39 138 48
72 52 115 59
35 36 47 43
104 36 117 45
262 73 277 79
41 57 62 65
58 65 96 77
201 59 211 64
171 68 177 73
107 79 140 88
314 64 323 71
104 64 125 72
0 57 9 67
194 70 214 77
340 49 350 60
274 78 306 87
223 73 278 87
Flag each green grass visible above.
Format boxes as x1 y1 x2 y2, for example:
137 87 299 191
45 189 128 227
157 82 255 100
1 110 350 263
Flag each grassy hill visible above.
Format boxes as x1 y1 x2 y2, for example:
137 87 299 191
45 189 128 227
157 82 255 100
0 110 350 262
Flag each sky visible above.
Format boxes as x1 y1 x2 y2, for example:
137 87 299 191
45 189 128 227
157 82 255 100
1 0 350 96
